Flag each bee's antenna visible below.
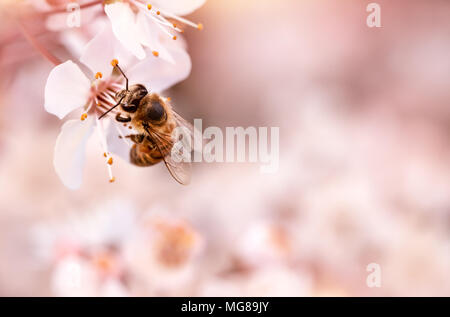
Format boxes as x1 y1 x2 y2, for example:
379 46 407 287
111 59 128 91
99 96 124 120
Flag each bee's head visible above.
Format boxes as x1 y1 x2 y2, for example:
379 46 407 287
116 84 148 113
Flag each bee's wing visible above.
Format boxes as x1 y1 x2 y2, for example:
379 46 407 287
159 146 192 185
143 121 193 185
171 110 203 151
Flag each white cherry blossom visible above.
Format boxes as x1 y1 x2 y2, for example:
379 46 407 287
33 200 137 296
44 24 191 189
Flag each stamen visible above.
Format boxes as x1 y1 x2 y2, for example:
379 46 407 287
81 113 88 121
115 126 132 147
159 9 201 29
134 0 202 36
111 59 119 67
167 97 172 102
95 107 115 183
134 2 182 39
99 92 117 106
109 177 116 183
107 157 113 165
103 152 107 157
173 36 177 40
152 51 159 57
95 72 103 79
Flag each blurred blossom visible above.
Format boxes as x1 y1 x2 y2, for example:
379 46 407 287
199 267 312 297
125 210 204 295
33 200 136 296
234 221 294 269
51 254 129 297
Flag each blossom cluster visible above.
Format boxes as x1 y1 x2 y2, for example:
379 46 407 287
4 0 205 189
33 201 204 296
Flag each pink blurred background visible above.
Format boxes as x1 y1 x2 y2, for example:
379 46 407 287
0 0 449 296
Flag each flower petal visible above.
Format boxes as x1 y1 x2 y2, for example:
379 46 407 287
104 2 146 60
154 0 206 15
104 119 132 163
80 24 134 77
45 61 91 119
54 117 95 190
136 12 174 64
128 47 191 92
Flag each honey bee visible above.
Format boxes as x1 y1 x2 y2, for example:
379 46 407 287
99 62 195 185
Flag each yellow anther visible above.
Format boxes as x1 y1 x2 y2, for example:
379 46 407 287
173 23 177 28
167 97 172 101
80 113 88 121
111 59 119 67
147 4 152 10
152 51 159 57
95 72 102 79
103 152 107 157
156 11 160 15
197 23 204 31
173 35 177 40
107 157 113 165
109 177 116 183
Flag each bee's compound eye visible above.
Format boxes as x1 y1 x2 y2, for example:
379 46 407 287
147 101 165 121
136 86 148 98
130 84 148 98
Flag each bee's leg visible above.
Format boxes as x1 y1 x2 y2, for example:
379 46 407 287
115 113 131 123
125 134 145 144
